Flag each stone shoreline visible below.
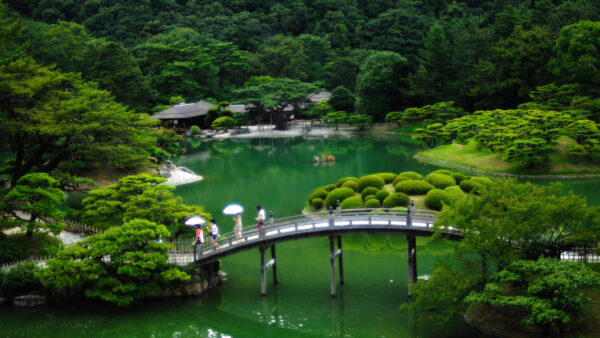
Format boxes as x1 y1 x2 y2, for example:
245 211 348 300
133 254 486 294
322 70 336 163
414 155 600 179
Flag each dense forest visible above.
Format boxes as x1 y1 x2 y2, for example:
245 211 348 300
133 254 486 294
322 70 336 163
3 0 600 115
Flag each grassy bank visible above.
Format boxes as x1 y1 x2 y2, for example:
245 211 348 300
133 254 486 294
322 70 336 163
417 137 600 175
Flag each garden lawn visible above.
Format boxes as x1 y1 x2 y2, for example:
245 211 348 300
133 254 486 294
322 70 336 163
418 137 600 175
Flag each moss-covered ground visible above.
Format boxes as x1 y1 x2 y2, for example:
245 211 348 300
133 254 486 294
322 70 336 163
418 137 600 175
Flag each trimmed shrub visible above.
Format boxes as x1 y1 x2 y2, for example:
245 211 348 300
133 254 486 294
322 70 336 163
342 180 357 190
1 261 42 297
459 179 482 193
395 180 435 195
355 175 385 192
424 189 452 211
340 196 362 209
308 189 328 202
393 175 413 185
361 187 379 200
323 184 337 191
382 192 410 208
365 198 381 208
425 173 457 189
470 177 493 186
364 195 377 202
431 169 454 176
398 171 423 180
325 187 355 209
451 172 468 184
189 125 201 136
311 198 324 210
375 190 390 203
444 186 465 204
375 172 397 183
336 177 358 187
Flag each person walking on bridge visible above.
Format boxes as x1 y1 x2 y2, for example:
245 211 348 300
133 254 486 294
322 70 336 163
209 219 219 248
256 205 265 236
233 213 243 240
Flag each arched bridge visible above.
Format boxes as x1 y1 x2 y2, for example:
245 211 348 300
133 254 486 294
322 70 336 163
168 208 461 296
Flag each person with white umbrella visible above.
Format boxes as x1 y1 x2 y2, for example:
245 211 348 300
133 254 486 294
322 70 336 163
223 204 244 241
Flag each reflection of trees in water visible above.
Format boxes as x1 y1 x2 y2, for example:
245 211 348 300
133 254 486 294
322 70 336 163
187 138 202 150
211 140 251 157
342 235 454 256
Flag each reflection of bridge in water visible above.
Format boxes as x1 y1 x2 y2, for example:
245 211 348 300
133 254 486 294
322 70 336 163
168 208 462 297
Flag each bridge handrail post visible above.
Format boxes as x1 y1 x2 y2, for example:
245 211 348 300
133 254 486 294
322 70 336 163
407 204 412 227
329 207 334 228
336 200 341 216
269 210 274 228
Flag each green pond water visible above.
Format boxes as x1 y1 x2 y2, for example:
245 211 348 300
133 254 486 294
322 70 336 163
2 134 600 337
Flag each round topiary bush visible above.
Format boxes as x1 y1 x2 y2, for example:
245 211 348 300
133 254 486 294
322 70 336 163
342 180 357 190
451 172 468 184
395 180 435 195
398 171 423 180
392 175 413 185
431 169 454 176
311 198 324 210
425 173 457 189
361 187 379 200
308 189 328 202
190 125 201 136
336 177 358 187
470 176 493 186
325 187 355 209
340 196 362 209
355 175 385 192
382 192 410 208
364 194 377 202
365 198 381 208
323 184 337 192
375 190 390 203
424 189 451 211
444 186 465 204
375 172 397 183
459 179 482 193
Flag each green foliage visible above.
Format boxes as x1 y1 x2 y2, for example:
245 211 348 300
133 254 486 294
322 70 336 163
431 169 453 176
0 233 61 264
308 189 328 202
342 180 357 190
355 175 385 192
365 198 380 208
375 172 397 183
424 189 451 211
398 171 423 180
211 116 237 131
1 261 42 297
347 114 373 130
392 175 412 185
375 190 390 203
395 180 434 195
451 172 468 184
470 177 493 186
425 173 457 189
324 187 355 209
364 195 377 202
311 198 324 210
444 186 466 205
328 86 355 112
189 125 201 136
361 187 379 200
340 196 362 209
465 258 600 330
322 184 337 192
382 192 410 208
323 111 348 130
459 179 482 194
336 177 358 187
82 174 209 236
38 219 190 307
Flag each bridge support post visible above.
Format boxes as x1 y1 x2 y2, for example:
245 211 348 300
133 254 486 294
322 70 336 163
329 236 336 296
260 245 267 296
407 235 417 297
271 245 278 284
337 236 344 284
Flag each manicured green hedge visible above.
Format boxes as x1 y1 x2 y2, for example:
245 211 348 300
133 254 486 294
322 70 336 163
325 187 355 209
444 186 465 204
431 169 454 176
459 179 482 193
308 189 328 203
395 180 435 195
451 172 468 184
336 177 358 187
355 175 385 192
0 261 42 297
392 175 413 185
470 176 493 186
361 187 379 200
424 189 452 211
311 198 324 210
425 173 457 189
375 190 390 202
382 192 410 208
398 171 423 180
375 172 397 183
365 198 381 208
323 184 337 191
364 195 377 202
342 180 357 190
340 196 362 209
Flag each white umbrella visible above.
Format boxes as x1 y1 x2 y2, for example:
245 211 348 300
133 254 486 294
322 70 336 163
223 204 244 215
185 215 206 228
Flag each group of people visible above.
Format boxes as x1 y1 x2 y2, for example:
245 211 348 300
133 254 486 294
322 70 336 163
193 205 266 248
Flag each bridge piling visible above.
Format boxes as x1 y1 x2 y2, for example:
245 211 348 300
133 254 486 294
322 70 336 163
260 246 267 296
407 235 417 297
337 236 344 284
329 236 336 296
271 245 278 284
